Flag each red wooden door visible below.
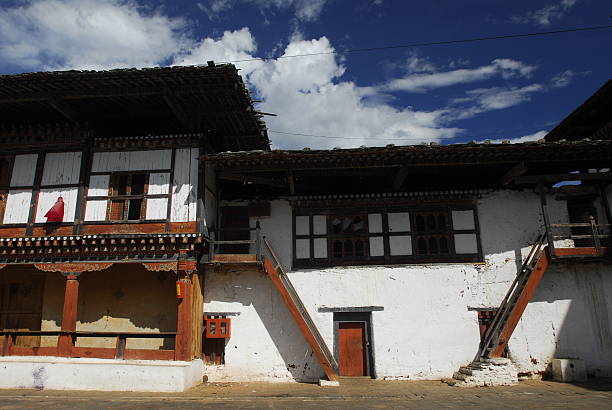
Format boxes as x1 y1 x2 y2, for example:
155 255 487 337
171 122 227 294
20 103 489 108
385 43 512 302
338 322 367 376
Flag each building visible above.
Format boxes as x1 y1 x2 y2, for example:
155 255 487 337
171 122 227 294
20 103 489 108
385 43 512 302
1 67 611 390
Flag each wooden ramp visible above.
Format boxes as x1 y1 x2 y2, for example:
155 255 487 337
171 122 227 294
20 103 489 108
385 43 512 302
262 238 339 382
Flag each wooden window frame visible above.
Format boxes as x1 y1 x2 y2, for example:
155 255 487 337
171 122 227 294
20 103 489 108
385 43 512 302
85 171 170 223
293 204 482 268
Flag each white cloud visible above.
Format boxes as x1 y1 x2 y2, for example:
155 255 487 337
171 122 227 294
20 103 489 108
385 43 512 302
511 0 577 26
198 0 329 21
176 32 461 149
448 84 544 120
550 69 589 88
381 59 537 93
0 0 187 70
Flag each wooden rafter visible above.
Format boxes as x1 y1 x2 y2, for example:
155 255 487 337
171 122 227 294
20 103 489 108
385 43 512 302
393 166 410 190
218 172 287 188
47 97 80 122
498 162 528 186
515 171 612 184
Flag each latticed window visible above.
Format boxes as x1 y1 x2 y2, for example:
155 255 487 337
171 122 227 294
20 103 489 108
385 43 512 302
293 205 481 267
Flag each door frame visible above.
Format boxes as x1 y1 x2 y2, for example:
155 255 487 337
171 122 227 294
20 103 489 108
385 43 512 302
333 312 375 377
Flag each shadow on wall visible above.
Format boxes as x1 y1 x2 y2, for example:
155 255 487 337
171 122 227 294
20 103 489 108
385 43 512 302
41 264 178 349
204 267 325 381
511 262 612 387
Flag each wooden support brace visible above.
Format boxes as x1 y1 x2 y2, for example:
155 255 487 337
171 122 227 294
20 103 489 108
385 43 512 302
58 273 80 357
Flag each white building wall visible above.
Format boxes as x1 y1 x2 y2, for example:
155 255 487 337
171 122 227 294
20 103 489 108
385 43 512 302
204 190 612 382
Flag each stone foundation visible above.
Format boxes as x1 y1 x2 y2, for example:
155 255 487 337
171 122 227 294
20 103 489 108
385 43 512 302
0 356 204 392
446 358 518 387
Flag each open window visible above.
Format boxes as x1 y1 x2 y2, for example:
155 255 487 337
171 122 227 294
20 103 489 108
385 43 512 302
109 173 147 221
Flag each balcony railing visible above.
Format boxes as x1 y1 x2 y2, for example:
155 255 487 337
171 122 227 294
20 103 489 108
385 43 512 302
1 330 176 360
547 216 609 258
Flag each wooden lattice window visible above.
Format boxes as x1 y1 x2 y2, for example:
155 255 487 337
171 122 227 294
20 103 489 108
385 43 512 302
203 315 229 365
413 211 452 256
293 205 481 267
108 173 148 221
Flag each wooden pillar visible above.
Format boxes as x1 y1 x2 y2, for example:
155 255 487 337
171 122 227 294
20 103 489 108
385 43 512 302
58 273 80 357
175 272 193 361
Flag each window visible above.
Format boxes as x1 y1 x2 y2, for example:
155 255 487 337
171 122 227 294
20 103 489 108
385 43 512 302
84 172 170 222
109 173 147 221
293 205 481 267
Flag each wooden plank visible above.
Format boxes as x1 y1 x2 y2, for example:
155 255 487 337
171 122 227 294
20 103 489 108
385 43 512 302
35 187 79 223
392 166 409 191
91 150 172 172
70 346 115 359
123 348 175 361
191 273 204 359
338 322 367 377
554 247 607 257
40 152 82 186
498 162 528 186
171 148 198 222
7 346 58 356
218 172 286 188
211 254 257 263
87 175 110 197
84 200 108 221
148 173 171 195
9 154 38 187
491 250 550 357
3 190 32 224
263 257 338 381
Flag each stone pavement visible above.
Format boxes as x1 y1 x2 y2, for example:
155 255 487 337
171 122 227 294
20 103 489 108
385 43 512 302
0 378 611 409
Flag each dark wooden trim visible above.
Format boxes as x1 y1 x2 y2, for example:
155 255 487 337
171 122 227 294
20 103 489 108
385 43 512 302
318 306 384 313
74 146 91 235
516 171 612 184
70 346 116 359
166 148 176 232
25 152 46 235
499 162 528 186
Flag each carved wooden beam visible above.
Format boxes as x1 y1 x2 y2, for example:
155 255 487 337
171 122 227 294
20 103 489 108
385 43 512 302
33 262 114 273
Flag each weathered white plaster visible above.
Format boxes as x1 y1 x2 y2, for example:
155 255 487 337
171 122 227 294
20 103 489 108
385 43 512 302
91 150 172 172
203 162 217 232
452 210 475 230
3 189 32 224
0 356 203 392
171 148 198 222
10 154 38 187
206 191 612 382
41 152 82 186
388 212 410 232
35 187 78 223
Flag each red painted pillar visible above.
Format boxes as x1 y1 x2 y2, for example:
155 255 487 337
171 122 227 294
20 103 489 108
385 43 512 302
175 274 193 361
58 273 79 357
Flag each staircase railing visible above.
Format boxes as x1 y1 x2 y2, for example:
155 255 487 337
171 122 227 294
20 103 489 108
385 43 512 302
477 233 548 360
262 237 339 381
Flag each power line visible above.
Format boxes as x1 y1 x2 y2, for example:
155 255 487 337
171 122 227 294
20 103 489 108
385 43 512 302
222 24 612 64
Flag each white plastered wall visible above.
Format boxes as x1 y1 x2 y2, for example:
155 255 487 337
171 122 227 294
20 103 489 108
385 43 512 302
204 190 612 382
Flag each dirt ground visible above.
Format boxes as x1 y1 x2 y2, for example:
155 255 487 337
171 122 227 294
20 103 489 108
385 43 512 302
1 378 611 409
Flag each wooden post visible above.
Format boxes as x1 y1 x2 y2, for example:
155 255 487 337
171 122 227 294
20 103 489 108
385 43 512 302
175 272 193 361
538 184 555 258
58 273 80 357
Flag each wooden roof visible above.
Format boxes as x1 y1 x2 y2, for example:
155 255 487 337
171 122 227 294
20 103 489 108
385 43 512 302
203 140 612 197
0 64 270 151
545 79 612 142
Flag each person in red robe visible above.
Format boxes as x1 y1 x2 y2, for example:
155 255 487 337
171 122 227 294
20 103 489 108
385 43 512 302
45 197 64 223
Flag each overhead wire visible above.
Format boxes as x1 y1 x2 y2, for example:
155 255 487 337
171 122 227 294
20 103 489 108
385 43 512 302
221 24 612 64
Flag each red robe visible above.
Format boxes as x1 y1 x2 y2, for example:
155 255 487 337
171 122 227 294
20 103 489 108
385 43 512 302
45 197 64 223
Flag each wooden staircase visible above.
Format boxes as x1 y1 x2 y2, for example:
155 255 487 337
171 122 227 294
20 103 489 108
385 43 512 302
477 233 550 359
262 238 339 382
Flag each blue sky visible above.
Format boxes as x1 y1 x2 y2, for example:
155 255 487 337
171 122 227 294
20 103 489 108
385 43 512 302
0 0 610 149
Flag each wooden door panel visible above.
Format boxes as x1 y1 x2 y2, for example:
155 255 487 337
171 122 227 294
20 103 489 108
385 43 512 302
338 322 367 376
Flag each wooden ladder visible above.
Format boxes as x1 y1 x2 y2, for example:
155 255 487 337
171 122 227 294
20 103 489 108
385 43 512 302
477 233 551 359
262 238 339 382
